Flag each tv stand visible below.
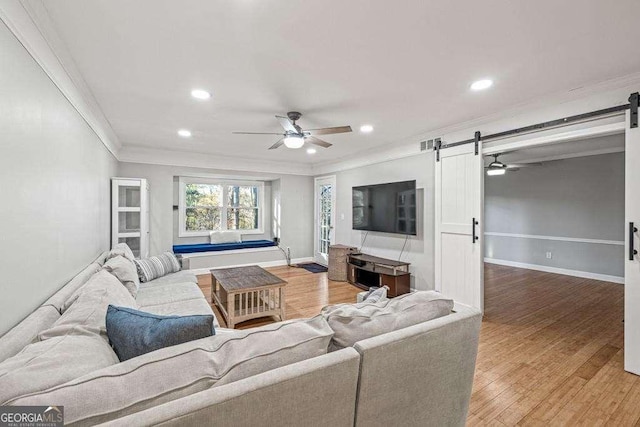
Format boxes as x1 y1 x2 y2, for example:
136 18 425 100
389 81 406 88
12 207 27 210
347 253 410 297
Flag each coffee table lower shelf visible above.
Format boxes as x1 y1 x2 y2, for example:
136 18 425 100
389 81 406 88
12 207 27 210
211 281 286 329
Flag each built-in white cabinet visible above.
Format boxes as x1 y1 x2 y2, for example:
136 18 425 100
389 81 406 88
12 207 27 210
111 178 149 259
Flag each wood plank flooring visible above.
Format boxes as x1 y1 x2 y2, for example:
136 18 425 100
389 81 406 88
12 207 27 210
197 263 639 425
197 265 361 329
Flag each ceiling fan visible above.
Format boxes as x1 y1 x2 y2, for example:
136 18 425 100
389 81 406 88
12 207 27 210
233 111 352 150
485 154 541 176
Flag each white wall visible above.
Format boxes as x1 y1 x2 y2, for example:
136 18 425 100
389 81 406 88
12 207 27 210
117 162 314 266
485 151 625 280
0 20 117 335
331 153 435 291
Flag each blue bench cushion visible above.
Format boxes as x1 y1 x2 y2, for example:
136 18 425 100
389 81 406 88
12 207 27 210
172 240 276 254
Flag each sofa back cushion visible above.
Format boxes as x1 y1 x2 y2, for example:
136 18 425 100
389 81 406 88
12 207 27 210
0 334 119 405
0 306 60 363
321 291 454 350
103 255 140 298
107 243 136 262
134 252 181 283
11 316 333 426
44 261 103 313
39 270 137 340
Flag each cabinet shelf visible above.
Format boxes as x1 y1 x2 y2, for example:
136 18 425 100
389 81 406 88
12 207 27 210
117 231 141 238
112 178 149 259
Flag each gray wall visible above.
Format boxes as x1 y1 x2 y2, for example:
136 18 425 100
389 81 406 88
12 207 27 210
0 21 117 335
332 152 435 291
117 163 314 266
484 151 625 278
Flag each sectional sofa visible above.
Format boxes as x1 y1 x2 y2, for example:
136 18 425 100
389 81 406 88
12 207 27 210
0 245 482 426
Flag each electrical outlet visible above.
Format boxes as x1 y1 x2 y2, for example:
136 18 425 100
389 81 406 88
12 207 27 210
546 251 552 259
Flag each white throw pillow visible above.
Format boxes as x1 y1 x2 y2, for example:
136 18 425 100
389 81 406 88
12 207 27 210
210 230 242 244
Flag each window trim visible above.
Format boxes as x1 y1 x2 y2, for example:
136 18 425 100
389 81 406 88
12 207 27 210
178 177 265 237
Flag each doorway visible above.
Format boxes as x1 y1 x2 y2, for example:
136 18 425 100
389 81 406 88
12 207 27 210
314 175 336 265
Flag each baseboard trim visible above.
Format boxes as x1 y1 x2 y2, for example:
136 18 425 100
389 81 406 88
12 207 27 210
484 258 624 284
188 257 314 276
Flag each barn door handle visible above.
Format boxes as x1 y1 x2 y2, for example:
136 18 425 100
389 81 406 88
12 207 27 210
630 222 638 261
472 218 479 244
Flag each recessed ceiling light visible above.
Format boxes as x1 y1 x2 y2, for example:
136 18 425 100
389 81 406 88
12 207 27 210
190 89 211 100
177 129 192 138
360 124 374 133
306 148 317 154
470 79 493 91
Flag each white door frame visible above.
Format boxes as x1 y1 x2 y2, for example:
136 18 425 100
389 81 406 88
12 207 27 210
314 175 336 265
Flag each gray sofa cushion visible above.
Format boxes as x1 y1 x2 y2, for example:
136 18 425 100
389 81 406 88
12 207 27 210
44 262 103 313
103 255 140 298
107 243 136 262
321 291 454 350
0 306 60 363
11 316 334 426
140 297 213 315
135 282 205 307
143 270 198 286
0 334 119 405
39 270 137 340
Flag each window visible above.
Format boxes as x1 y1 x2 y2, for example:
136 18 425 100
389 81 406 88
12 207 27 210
179 177 264 237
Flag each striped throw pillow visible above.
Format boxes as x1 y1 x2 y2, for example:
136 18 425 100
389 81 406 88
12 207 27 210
134 252 181 283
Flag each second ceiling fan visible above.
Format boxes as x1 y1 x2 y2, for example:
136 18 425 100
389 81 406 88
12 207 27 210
233 111 352 150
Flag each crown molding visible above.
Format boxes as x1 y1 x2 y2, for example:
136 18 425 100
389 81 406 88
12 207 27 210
119 145 314 176
0 0 120 157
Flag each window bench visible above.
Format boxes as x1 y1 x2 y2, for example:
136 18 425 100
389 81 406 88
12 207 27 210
173 240 277 255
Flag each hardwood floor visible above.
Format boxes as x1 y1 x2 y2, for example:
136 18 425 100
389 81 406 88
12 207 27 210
470 263 632 426
197 263 639 425
197 265 361 329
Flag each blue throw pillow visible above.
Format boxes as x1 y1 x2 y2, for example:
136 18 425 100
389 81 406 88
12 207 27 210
106 305 215 361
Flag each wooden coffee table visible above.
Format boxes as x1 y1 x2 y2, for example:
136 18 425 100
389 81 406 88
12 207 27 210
210 265 287 328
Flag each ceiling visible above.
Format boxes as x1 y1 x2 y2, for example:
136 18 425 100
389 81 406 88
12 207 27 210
38 0 640 166
489 133 624 165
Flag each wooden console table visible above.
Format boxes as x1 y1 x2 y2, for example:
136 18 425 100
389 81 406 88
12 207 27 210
347 253 410 297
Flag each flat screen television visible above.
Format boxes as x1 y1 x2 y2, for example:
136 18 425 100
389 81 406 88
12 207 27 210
352 180 417 235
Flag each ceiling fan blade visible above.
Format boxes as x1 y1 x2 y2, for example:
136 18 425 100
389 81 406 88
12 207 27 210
268 139 284 150
506 162 542 169
275 115 298 133
306 126 352 136
307 136 332 148
233 131 284 135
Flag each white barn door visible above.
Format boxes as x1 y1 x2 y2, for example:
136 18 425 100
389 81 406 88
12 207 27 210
435 142 484 311
625 108 640 375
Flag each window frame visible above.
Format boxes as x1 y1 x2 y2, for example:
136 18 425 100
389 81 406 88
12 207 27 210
178 177 265 237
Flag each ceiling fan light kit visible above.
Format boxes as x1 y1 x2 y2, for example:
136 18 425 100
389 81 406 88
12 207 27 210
283 135 304 149
486 167 506 176
233 111 353 150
